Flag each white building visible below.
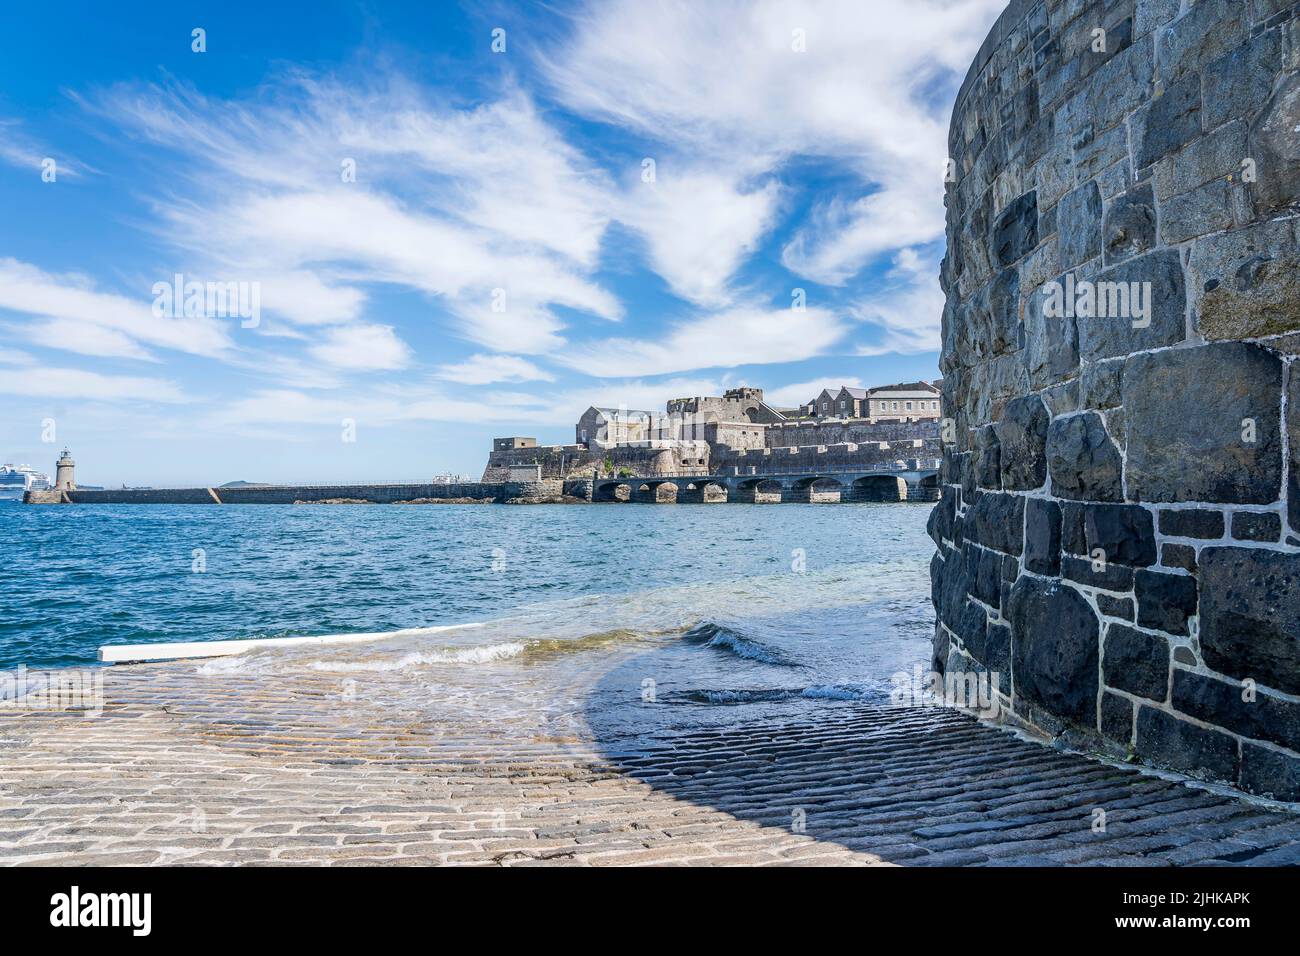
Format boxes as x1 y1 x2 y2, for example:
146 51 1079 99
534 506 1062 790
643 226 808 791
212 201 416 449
865 381 943 423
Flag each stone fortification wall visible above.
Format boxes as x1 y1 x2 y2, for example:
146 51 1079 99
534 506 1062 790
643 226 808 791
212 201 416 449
933 0 1300 799
716 440 943 474
766 419 941 448
480 444 596 481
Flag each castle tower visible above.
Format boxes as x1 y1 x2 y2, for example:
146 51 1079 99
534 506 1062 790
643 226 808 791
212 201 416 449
54 448 76 490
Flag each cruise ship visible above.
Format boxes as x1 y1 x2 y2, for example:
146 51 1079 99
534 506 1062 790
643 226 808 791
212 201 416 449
0 463 52 501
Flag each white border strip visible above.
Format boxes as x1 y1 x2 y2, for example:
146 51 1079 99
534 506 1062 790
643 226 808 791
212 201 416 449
98 623 483 663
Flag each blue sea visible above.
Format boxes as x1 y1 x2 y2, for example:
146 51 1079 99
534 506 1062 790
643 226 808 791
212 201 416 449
0 501 936 736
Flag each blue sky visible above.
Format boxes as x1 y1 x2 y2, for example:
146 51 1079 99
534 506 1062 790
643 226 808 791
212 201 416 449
0 0 1004 485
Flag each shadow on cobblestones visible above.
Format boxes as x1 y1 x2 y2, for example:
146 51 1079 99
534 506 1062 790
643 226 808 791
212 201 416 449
582 669 1300 866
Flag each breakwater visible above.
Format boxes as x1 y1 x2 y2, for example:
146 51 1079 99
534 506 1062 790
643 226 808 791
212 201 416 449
933 0 1300 800
26 467 942 506
25 479 567 505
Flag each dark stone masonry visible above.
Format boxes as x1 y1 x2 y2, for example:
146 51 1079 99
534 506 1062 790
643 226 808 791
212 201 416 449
933 0 1300 801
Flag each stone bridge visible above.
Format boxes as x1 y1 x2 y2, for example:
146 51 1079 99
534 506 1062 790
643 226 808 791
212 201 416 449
583 467 941 504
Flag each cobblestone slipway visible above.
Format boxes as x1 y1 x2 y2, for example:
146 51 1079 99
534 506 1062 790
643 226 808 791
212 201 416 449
1 657 1297 866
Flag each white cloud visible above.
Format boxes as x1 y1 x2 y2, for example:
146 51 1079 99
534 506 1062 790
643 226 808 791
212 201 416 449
152 185 619 355
850 246 944 356
0 258 233 361
0 347 38 366
619 171 782 306
558 304 849 378
0 118 87 177
207 386 557 432
343 90 615 267
0 365 186 403
782 177 943 285
437 354 555 385
89 80 623 359
542 0 1003 285
255 270 366 326
307 324 411 371
20 319 157 362
223 350 350 391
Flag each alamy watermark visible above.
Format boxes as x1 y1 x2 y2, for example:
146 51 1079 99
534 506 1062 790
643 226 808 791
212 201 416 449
890 664 1000 718
152 273 261 328
50 886 151 936
1041 274 1152 329
0 665 104 716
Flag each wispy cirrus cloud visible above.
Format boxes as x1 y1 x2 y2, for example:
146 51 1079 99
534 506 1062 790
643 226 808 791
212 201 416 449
558 303 849 378
0 117 88 177
203 375 732 435
0 258 233 361
437 354 556 385
0 364 187 403
84 77 622 359
541 0 1001 250
539 0 1002 333
849 246 947 356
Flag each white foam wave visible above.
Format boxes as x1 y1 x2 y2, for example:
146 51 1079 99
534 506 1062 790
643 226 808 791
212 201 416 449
799 684 868 700
305 641 528 673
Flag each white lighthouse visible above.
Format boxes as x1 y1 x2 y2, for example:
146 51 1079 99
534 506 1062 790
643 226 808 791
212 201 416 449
54 448 76 491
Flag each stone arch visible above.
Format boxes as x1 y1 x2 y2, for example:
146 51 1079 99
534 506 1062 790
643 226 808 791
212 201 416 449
633 480 678 503
790 476 846 503
594 481 631 503
681 480 728 503
914 472 942 502
852 474 907 502
735 477 784 503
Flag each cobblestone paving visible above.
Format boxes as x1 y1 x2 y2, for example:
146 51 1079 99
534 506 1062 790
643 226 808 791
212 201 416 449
1 661 1298 866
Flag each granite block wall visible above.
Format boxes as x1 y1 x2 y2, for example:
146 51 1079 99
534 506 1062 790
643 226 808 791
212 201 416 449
933 0 1300 800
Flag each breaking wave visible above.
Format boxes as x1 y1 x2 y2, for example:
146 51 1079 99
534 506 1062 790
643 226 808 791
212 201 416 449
679 621 797 667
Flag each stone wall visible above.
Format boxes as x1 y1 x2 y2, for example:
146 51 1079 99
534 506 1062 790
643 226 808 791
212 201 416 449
480 444 597 480
715 440 943 474
933 0 1300 800
764 419 942 448
481 441 713 481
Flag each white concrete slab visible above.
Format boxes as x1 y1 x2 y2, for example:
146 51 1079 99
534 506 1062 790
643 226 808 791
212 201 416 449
98 623 483 663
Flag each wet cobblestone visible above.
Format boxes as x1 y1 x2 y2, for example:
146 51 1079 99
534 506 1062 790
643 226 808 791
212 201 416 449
0 661 1297 865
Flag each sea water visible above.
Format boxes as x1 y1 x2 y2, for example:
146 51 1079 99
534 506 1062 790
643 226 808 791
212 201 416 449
0 501 936 739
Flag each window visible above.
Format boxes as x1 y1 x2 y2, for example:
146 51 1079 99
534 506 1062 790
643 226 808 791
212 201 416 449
892 402 898 411
580 429 588 441
839 401 845 410
906 401 913 410
821 402 828 412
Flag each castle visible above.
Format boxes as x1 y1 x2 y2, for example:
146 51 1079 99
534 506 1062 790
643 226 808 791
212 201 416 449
481 383 944 482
